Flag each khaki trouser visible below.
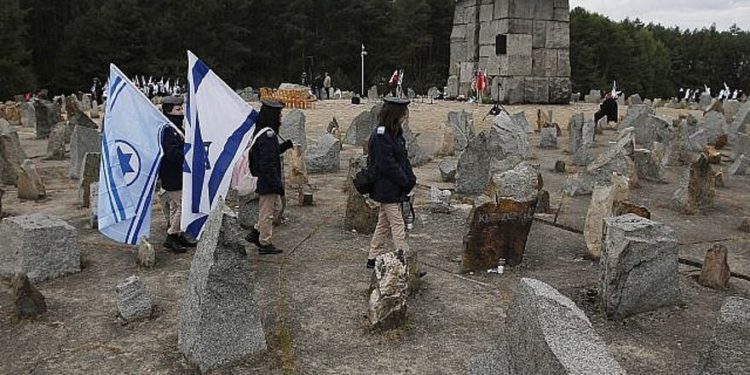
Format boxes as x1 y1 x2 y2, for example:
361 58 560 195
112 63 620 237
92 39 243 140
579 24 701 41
255 194 282 246
368 203 409 260
166 190 182 235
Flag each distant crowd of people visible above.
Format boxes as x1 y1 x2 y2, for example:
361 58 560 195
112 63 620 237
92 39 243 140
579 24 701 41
301 71 332 100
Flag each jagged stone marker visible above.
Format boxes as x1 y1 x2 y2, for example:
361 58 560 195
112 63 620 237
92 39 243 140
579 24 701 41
178 200 266 372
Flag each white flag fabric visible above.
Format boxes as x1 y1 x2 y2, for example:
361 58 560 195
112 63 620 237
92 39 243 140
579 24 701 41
98 64 169 245
182 51 258 238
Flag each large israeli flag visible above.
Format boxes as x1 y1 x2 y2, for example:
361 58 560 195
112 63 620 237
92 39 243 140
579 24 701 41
182 51 258 238
98 64 169 245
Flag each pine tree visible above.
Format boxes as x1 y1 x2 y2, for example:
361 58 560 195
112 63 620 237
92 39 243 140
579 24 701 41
0 0 36 99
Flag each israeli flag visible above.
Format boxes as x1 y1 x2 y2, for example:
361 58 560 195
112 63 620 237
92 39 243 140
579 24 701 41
98 64 169 245
182 51 258 238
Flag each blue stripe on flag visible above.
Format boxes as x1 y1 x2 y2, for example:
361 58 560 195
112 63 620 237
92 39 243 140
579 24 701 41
185 216 208 239
125 145 162 244
99 148 119 222
108 77 122 112
190 114 206 213
110 81 128 110
191 59 211 91
101 131 127 221
207 110 258 203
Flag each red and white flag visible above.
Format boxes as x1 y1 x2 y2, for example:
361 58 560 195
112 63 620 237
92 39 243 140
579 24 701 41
389 70 400 85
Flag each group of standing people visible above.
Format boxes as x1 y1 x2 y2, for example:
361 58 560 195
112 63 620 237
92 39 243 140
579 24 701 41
309 72 332 100
156 95 416 264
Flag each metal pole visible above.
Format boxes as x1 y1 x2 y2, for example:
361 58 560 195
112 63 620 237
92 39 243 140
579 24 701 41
361 44 367 97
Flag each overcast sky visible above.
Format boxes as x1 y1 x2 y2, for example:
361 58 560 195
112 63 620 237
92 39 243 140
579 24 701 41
569 0 750 31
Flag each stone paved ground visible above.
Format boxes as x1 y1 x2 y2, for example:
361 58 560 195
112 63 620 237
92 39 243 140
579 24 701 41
1 100 749 374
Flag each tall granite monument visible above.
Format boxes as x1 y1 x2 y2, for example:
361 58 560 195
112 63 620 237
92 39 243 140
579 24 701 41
448 0 571 104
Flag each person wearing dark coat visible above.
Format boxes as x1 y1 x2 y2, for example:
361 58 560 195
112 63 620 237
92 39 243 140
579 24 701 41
245 100 294 255
366 97 417 269
594 93 618 136
159 95 195 253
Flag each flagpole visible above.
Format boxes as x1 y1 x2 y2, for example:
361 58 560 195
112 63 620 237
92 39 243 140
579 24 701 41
361 44 367 97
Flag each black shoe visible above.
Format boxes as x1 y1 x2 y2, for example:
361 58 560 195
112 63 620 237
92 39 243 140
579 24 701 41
178 233 197 248
163 234 186 254
258 243 283 255
245 228 261 247
366 259 376 269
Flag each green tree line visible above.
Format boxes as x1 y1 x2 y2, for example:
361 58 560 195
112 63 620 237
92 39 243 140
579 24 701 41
2 0 750 100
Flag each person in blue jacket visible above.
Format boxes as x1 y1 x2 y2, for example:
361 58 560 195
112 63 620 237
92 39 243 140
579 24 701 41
366 97 417 268
159 95 196 253
246 100 294 255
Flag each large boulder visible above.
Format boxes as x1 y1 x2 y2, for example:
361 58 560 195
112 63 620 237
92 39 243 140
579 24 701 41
305 133 340 174
20 101 36 128
344 105 381 146
620 104 653 130
539 126 558 149
469 278 626 374
702 110 728 146
462 163 541 270
628 93 643 105
511 111 533 134
178 200 266 373
0 119 27 185
279 109 306 149
632 148 666 182
672 153 715 214
668 117 692 166
699 297 750 374
367 250 408 330
600 214 680 319
0 214 80 282
634 115 671 149
729 102 750 140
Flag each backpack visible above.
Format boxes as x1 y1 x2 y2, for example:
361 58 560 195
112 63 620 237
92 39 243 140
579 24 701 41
230 127 273 195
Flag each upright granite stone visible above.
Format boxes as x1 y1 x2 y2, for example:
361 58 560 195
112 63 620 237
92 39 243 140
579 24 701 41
479 278 626 375
446 76 459 99
698 244 730 290
81 94 93 111
287 145 308 186
47 122 68 160
456 131 491 195
344 105 381 146
729 102 750 139
279 109 306 149
672 153 715 214
368 85 379 100
633 149 666 182
0 214 80 282
563 129 636 196
116 275 153 322
17 159 46 200
511 111 533 134
368 250 408 331
0 188 4 216
489 111 528 158
669 117 692 166
69 125 101 179
583 174 630 260
65 95 98 129
703 111 728 146
539 126 558 149
344 156 378 234
568 113 584 155
445 110 475 152
462 163 541 270
634 115 671 149
736 132 750 158
699 297 750 375
77 152 100 207
89 182 99 228
178 200 266 373
620 104 653 130
402 122 429 166
20 101 36 128
90 100 100 119
137 238 156 268
0 119 26 185
628 93 643 105
33 100 60 139
305 133 340 174
600 214 680 319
